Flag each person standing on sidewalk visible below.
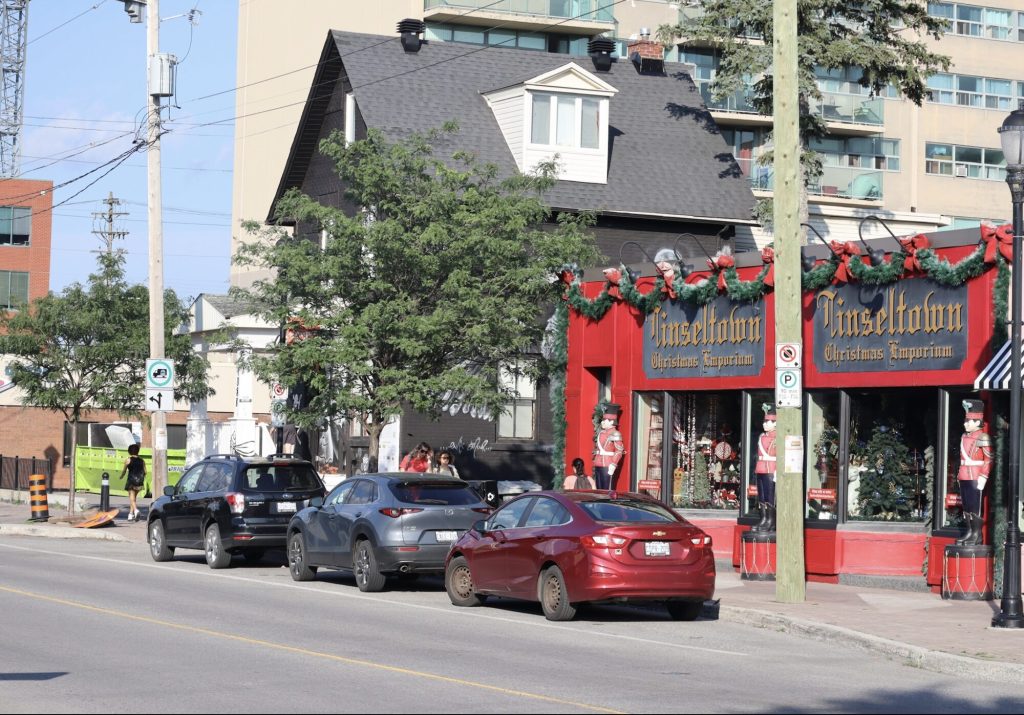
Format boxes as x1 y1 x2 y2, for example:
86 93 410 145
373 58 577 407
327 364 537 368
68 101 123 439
119 443 146 522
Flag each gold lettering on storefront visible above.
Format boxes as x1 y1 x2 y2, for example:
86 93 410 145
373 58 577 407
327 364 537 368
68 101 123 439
648 304 761 348
815 287 963 338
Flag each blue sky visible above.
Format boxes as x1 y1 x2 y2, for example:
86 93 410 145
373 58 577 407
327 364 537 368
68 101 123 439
22 0 236 300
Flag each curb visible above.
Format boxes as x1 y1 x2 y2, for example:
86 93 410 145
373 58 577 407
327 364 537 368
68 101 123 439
0 523 129 542
712 603 1024 684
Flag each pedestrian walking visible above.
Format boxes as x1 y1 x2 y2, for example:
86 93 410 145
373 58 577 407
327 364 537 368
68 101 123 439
400 442 432 472
119 443 146 522
564 457 595 490
434 449 461 479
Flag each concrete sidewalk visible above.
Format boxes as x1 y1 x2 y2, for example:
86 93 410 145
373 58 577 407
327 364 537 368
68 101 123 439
2 490 1023 683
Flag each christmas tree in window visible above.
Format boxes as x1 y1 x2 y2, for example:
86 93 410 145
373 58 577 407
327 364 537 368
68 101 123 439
856 422 915 520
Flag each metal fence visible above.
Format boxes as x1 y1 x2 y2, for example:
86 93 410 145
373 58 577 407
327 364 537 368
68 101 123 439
0 456 54 491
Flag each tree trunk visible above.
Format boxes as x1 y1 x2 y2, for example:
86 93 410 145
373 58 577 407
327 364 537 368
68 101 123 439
367 422 382 473
68 418 79 517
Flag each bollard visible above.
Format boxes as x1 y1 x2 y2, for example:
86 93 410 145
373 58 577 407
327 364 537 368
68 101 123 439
28 474 49 522
100 471 110 512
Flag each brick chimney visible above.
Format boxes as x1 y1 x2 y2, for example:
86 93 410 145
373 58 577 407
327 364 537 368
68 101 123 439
627 28 664 73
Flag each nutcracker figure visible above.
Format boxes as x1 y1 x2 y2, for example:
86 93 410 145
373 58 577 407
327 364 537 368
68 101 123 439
752 403 777 533
594 405 625 490
956 399 992 546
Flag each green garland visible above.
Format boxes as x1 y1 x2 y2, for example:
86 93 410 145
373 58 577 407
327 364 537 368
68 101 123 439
801 255 840 290
994 258 1010 348
722 263 772 301
549 301 569 489
847 252 907 284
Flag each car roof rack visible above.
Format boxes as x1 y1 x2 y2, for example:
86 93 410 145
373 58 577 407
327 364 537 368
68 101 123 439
204 454 244 461
265 453 304 460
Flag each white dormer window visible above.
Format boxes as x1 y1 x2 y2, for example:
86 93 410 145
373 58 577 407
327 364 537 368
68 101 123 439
483 62 617 185
529 93 601 149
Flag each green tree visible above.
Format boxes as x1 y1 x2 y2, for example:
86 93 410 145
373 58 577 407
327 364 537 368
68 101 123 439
855 423 916 520
0 253 211 515
235 125 598 472
658 1 949 224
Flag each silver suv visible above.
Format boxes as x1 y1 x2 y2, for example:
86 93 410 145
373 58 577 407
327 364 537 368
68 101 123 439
285 472 492 591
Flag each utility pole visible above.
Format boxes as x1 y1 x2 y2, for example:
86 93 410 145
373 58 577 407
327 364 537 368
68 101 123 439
773 0 806 602
91 191 128 254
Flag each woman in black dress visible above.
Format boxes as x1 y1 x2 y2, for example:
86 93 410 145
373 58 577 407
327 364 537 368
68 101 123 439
119 443 147 522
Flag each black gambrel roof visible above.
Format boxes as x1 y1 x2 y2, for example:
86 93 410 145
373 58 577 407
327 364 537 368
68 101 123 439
271 30 756 226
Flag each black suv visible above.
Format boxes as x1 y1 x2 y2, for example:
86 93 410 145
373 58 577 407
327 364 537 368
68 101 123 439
147 454 325 569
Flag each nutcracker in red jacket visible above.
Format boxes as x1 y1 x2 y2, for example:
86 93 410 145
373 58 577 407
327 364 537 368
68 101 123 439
956 399 992 546
752 404 777 533
593 406 625 490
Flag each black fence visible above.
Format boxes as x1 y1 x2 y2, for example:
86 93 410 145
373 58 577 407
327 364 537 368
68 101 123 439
0 456 54 491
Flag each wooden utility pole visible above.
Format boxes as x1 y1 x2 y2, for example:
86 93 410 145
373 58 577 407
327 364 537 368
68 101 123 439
773 0 806 602
91 192 128 254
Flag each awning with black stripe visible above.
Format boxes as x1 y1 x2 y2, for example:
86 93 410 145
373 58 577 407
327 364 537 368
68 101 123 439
974 340 1024 391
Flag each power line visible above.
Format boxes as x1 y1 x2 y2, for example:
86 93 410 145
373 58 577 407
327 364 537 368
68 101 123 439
27 0 109 45
17 132 136 176
21 152 231 173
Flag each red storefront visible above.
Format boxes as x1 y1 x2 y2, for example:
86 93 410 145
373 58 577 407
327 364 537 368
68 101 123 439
562 226 1005 590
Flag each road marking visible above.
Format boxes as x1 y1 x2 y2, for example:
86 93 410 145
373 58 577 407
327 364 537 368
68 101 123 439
0 583 623 714
0 541 747 657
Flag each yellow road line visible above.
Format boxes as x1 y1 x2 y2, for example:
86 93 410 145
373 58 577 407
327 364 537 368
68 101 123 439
0 585 624 714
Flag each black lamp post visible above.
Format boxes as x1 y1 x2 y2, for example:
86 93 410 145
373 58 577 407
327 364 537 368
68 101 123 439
994 100 1024 628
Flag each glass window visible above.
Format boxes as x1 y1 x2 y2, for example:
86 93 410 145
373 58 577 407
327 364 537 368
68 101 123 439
2 271 28 309
806 392 841 522
578 496 679 523
424 23 452 42
635 393 664 500
555 95 576 147
488 29 515 48
671 391 743 510
346 479 377 505
498 362 535 440
243 464 321 492
488 497 532 530
389 481 480 505
846 390 937 523
452 27 485 44
0 207 29 246
177 466 204 494
956 145 983 163
197 463 231 492
928 2 954 20
523 497 570 527
581 98 599 149
326 480 355 506
531 93 551 144
518 32 545 50
743 390 773 519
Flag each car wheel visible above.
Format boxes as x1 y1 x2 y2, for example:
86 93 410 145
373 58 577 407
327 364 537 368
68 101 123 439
288 532 317 582
204 523 232 569
353 539 386 592
666 601 703 621
445 556 483 607
148 520 174 562
538 565 577 621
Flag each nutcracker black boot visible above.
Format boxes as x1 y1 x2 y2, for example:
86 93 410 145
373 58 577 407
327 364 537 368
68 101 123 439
765 505 776 532
752 503 767 532
966 513 984 546
955 512 974 546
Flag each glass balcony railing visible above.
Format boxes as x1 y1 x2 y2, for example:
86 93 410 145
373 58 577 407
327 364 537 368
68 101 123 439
424 0 614 24
696 82 759 114
734 158 884 201
810 93 884 126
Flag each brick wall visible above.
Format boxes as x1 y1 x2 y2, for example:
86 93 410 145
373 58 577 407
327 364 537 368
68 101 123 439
0 178 53 305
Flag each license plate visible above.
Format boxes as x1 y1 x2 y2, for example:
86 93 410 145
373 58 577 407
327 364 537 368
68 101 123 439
644 541 671 557
436 530 458 543
274 501 296 513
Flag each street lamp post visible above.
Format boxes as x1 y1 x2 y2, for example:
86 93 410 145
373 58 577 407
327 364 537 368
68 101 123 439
994 100 1024 628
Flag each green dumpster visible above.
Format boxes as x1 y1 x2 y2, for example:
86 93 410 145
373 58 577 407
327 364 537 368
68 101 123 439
74 445 187 497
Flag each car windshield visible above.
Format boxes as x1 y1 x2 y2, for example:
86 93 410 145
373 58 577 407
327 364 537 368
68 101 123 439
389 482 479 506
243 465 321 492
578 498 679 523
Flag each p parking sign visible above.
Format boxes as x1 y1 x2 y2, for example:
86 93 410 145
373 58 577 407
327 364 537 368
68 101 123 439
776 367 801 408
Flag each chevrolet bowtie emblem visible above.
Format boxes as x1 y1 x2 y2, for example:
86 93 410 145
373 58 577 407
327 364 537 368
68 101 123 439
653 531 666 537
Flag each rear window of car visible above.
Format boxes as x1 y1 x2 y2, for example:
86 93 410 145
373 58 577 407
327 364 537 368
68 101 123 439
389 482 480 506
242 465 322 492
578 499 679 523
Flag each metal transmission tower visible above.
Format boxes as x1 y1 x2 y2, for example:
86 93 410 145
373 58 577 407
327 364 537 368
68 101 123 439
0 0 28 177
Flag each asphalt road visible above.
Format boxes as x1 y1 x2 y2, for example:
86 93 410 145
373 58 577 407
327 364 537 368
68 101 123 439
1 535 1022 714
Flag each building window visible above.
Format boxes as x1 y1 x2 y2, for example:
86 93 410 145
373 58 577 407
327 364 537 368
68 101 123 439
812 137 901 172
928 2 1023 41
498 363 535 440
0 270 28 310
927 72 1017 109
0 206 30 246
926 142 1005 180
529 92 601 150
425 22 584 54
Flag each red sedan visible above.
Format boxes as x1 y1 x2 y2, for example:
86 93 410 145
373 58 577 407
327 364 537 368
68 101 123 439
444 490 715 621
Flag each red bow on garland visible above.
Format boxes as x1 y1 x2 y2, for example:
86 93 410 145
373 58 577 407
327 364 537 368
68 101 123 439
829 241 861 283
707 254 735 291
602 267 623 300
981 223 1014 264
760 247 775 288
897 234 930 273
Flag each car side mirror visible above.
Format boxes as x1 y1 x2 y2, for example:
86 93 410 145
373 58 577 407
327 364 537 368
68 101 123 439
473 519 488 534
163 485 175 497
310 496 324 508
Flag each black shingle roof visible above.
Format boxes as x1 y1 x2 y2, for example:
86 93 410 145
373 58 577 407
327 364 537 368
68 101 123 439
273 30 756 225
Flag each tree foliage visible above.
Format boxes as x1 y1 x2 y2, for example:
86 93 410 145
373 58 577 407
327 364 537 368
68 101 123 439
658 1 950 221
235 125 598 470
0 252 212 511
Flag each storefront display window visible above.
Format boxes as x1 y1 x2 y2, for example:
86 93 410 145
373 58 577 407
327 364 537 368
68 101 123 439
939 389 978 531
742 390 773 518
806 392 841 521
846 389 937 523
633 393 664 500
671 392 742 509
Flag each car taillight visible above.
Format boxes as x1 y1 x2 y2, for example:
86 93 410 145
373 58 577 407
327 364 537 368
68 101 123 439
378 507 424 518
471 507 493 514
691 534 712 547
225 492 246 515
582 533 628 548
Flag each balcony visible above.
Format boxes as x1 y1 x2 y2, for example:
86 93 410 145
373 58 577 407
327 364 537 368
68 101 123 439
810 93 885 134
423 0 615 33
736 158 884 202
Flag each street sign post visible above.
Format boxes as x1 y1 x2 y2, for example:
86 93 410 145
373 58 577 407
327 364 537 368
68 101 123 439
145 359 174 390
146 388 173 412
270 398 287 428
776 367 801 408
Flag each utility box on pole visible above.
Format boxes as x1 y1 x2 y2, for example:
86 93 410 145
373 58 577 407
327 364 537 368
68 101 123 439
148 52 177 97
